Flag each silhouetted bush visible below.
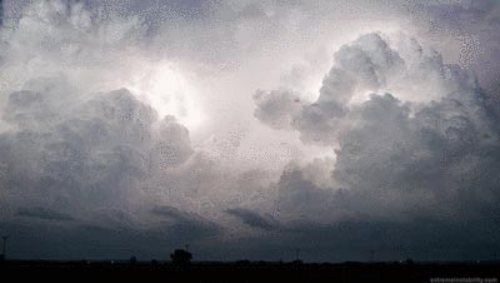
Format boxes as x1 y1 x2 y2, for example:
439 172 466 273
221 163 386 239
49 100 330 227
170 249 192 265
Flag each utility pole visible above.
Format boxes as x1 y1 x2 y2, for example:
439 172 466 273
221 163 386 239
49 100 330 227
295 248 301 261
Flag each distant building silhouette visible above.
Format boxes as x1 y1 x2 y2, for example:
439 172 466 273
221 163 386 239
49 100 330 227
170 249 192 265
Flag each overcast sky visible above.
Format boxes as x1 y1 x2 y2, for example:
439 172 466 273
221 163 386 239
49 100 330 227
0 0 499 262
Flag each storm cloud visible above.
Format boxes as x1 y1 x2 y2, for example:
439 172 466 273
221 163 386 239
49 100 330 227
253 31 500 259
0 0 499 261
226 208 280 231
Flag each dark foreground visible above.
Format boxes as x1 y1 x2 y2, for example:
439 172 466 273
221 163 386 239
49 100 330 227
1 260 499 282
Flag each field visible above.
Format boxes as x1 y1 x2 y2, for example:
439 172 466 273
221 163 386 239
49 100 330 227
1 260 499 282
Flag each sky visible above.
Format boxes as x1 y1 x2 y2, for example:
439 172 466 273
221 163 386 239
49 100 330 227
0 0 499 262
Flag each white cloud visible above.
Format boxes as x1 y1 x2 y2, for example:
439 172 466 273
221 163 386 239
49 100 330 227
0 0 499 260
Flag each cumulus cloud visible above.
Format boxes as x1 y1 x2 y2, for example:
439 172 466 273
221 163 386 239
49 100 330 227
231 37 499 263
252 32 500 255
254 32 467 144
0 0 499 261
0 78 195 222
252 89 303 130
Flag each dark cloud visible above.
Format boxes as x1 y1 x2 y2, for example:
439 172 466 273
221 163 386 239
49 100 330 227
16 207 75 222
151 206 221 239
274 167 336 222
226 208 280 230
0 220 207 260
331 90 500 220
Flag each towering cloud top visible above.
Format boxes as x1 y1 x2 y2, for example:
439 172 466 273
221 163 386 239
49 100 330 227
0 0 499 261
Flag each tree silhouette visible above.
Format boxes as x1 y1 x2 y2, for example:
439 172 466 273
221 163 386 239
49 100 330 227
170 249 192 265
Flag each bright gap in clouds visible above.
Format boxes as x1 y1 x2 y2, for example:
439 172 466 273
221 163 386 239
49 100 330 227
127 62 205 134
1 0 499 262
